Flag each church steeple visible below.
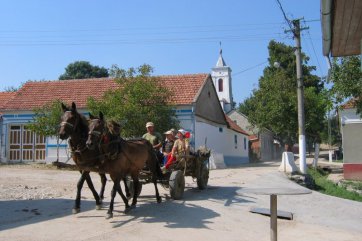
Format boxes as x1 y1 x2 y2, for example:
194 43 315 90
211 45 233 113
216 44 227 67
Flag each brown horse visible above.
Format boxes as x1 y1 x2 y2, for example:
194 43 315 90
59 102 107 214
86 112 163 219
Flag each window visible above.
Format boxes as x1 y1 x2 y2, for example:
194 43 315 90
234 135 238 149
219 127 223 133
244 137 247 150
218 78 223 92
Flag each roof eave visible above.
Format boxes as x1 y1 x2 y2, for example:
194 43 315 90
321 0 333 56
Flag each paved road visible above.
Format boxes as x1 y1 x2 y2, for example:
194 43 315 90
0 162 361 241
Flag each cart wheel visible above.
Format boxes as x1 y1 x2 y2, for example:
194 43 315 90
169 170 185 200
197 162 209 190
126 180 142 198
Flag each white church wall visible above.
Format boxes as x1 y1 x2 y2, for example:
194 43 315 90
194 120 249 169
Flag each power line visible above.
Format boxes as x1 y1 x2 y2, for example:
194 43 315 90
275 0 294 34
233 61 268 76
302 20 324 77
0 22 287 33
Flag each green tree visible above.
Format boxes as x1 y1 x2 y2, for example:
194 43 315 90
330 56 362 117
3 86 19 92
59 61 109 80
27 99 63 161
320 114 341 147
87 64 179 137
238 40 329 148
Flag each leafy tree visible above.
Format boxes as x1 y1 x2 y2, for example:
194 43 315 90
329 56 362 117
28 99 63 136
27 99 63 161
238 40 329 148
59 61 109 80
320 114 341 147
3 86 19 92
238 97 255 117
87 64 179 137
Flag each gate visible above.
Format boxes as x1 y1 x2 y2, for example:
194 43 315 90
8 125 46 162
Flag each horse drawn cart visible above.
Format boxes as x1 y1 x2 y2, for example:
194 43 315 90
128 147 211 200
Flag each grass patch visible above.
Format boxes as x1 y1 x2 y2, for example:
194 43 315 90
341 180 362 191
307 168 362 202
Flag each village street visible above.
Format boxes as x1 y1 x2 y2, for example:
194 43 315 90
0 162 361 241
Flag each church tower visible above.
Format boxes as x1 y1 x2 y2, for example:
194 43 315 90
211 47 233 113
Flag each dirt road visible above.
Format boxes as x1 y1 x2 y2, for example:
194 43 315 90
0 163 361 241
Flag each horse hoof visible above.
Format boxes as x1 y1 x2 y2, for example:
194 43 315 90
72 208 80 214
124 207 131 214
96 204 102 210
157 197 162 203
106 213 113 219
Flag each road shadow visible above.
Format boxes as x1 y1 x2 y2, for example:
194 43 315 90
181 185 256 206
0 198 97 231
110 200 218 229
110 185 255 229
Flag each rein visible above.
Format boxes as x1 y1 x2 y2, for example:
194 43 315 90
61 121 74 129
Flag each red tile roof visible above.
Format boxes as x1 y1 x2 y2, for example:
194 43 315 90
341 98 358 109
225 115 249 136
0 92 17 110
3 74 209 111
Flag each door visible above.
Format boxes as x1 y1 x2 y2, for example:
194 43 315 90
9 125 21 161
8 124 46 162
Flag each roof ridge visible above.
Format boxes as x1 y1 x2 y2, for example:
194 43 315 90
157 73 208 77
20 74 209 84
2 73 209 110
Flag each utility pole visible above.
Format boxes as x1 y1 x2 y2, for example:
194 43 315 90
276 0 309 174
293 19 307 174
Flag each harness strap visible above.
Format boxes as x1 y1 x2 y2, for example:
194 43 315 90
61 121 74 129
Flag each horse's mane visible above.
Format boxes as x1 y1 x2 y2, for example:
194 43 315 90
76 111 89 136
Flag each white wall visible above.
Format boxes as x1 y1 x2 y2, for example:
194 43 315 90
340 109 362 124
194 119 248 169
46 136 73 164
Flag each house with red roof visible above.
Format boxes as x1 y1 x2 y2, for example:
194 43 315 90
0 91 17 162
339 98 362 180
0 53 249 167
228 110 282 161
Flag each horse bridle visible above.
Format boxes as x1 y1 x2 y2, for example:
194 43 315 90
88 119 107 146
60 111 79 134
60 121 74 130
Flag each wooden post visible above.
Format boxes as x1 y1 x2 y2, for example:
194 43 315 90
270 194 277 241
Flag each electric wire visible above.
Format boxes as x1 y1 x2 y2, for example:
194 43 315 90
302 20 324 77
233 61 269 77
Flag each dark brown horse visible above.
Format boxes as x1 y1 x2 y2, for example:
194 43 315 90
86 112 163 219
59 102 107 214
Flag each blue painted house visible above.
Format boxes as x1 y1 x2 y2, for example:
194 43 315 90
0 52 249 167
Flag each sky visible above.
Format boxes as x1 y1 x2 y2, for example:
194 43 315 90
0 0 327 105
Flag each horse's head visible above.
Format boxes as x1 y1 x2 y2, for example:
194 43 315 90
86 112 106 150
59 102 81 140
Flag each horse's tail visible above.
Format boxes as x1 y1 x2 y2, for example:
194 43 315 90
144 140 164 180
154 152 164 180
